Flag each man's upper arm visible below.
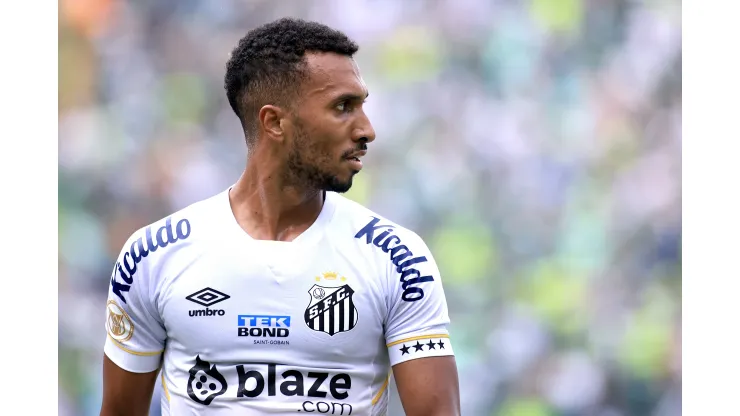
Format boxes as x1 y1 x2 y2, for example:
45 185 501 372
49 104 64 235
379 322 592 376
382 227 460 415
101 229 167 413
101 355 159 416
392 356 460 416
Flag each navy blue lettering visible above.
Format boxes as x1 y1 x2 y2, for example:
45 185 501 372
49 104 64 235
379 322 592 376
395 255 428 274
399 267 420 281
380 235 401 252
146 226 159 253
389 245 411 263
156 222 170 248
372 229 394 246
354 217 394 244
131 238 148 264
401 287 424 302
354 217 434 301
123 252 137 278
111 279 131 303
401 274 435 291
165 217 177 244
177 219 191 240
110 217 192 303
117 262 133 284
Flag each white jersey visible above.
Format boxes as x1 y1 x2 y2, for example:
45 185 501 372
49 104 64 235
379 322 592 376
103 188 454 415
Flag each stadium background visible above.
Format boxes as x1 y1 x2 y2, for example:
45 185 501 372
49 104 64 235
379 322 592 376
58 0 682 415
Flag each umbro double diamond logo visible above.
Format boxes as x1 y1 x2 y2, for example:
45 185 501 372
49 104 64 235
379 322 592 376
186 287 230 317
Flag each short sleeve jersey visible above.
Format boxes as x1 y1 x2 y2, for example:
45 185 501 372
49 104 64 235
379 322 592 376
103 188 454 415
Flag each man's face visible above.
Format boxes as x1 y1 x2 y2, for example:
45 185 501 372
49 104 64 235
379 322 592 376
284 52 375 193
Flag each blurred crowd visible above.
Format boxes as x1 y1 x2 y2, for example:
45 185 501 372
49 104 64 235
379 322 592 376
58 0 682 415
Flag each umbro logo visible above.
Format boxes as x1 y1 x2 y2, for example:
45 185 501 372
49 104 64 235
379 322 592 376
186 287 230 307
187 287 230 317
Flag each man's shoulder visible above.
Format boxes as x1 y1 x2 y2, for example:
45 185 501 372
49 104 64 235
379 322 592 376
328 193 427 250
110 190 228 302
329 193 437 302
121 190 227 256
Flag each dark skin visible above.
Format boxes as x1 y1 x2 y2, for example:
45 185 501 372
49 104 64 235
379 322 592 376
100 356 158 416
229 51 376 242
101 52 460 416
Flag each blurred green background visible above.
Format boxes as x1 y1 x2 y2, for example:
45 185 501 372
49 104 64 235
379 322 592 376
58 0 682 415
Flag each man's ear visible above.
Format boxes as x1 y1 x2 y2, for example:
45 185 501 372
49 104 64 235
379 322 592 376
258 105 287 143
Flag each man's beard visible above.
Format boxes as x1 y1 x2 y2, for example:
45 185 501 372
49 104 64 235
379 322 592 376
285 125 354 193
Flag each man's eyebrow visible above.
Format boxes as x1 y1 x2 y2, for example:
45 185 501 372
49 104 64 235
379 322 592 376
332 91 370 102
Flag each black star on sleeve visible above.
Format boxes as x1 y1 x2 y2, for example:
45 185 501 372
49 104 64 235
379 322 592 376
399 344 410 355
413 341 424 352
426 340 436 350
437 340 445 349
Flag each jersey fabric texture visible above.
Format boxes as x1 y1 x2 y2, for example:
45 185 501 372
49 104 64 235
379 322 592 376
103 187 454 415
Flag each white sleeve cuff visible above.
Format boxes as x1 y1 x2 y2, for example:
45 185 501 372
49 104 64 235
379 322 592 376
387 334 454 366
104 336 163 373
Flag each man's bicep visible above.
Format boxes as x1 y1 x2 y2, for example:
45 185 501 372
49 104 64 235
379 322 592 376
100 355 159 416
392 356 460 416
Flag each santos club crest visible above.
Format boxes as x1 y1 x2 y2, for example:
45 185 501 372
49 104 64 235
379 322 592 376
304 283 359 336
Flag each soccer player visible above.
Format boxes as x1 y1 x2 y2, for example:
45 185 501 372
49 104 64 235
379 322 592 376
100 18 460 416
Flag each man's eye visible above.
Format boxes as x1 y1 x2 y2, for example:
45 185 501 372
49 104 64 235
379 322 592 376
336 102 347 112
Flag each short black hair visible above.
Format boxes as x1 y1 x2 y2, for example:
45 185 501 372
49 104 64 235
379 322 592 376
224 18 359 146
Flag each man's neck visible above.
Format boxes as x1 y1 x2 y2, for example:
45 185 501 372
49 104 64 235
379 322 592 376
229 159 324 242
